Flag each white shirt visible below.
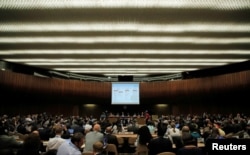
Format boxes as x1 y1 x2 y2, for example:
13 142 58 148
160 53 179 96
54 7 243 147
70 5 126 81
46 135 65 151
57 140 81 155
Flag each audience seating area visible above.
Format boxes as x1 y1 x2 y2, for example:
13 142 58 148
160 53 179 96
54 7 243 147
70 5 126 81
0 112 249 155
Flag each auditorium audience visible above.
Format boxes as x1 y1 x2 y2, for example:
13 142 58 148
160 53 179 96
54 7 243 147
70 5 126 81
1 112 250 155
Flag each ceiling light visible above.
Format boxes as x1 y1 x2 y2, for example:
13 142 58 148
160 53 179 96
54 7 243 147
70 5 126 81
1 0 249 9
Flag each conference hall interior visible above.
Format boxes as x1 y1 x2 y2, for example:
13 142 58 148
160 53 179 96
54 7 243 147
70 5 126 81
0 1 250 155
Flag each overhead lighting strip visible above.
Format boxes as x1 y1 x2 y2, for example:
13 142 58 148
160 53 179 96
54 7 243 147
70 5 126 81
105 74 148 77
1 22 250 32
55 68 197 71
1 0 249 9
1 36 250 44
1 50 249 55
55 70 194 74
3 58 246 63
25 62 228 66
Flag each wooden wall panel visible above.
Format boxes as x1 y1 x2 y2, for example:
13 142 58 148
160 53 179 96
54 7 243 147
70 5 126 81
0 70 249 116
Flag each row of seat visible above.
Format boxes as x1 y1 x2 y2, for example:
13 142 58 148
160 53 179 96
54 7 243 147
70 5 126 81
82 143 176 155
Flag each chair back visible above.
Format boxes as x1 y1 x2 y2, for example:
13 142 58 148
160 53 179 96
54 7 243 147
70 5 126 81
105 144 118 155
135 144 148 155
128 137 137 147
157 152 176 155
117 136 124 148
177 146 203 155
172 136 183 149
82 152 93 155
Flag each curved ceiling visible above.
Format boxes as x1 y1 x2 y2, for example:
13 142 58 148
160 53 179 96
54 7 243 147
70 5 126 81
0 0 250 81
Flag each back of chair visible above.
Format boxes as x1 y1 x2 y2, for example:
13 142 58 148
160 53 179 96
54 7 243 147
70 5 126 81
117 137 124 148
177 146 203 155
135 144 149 155
82 152 93 155
157 152 176 155
128 137 137 147
105 144 118 155
172 136 183 149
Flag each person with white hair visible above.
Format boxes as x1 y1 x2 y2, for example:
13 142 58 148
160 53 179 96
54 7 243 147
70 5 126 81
84 124 92 134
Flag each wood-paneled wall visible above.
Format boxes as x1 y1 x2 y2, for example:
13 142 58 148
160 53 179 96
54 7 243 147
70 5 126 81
0 70 249 117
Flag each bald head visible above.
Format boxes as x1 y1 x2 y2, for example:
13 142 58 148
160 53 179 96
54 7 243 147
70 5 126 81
181 125 190 133
32 130 40 136
93 124 101 132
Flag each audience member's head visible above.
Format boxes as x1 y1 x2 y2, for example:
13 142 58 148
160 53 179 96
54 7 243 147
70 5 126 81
105 126 113 134
181 125 190 133
93 124 101 132
16 132 41 155
53 124 63 135
137 125 153 145
84 124 92 133
182 132 197 146
157 126 166 137
32 130 40 136
71 132 85 150
23 133 41 149
93 141 104 154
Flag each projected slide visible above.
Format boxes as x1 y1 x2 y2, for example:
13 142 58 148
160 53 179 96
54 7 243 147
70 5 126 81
111 82 140 105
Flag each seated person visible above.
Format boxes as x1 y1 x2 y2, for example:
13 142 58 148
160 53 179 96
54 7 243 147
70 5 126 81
46 124 65 151
104 126 118 148
148 126 174 155
83 124 104 153
57 132 85 155
16 133 41 155
93 141 105 155
0 126 22 155
176 133 203 155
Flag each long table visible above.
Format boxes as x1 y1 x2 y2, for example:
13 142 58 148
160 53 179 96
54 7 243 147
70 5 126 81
108 117 146 125
115 133 157 138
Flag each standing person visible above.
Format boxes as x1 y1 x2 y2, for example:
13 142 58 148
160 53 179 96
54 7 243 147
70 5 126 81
145 110 150 124
56 132 85 155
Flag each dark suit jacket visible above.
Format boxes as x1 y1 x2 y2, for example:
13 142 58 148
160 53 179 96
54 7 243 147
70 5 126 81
176 146 203 155
105 134 119 148
148 136 174 155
